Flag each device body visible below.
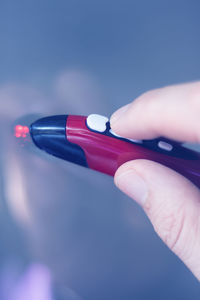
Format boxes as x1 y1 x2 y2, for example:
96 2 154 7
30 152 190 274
30 114 200 188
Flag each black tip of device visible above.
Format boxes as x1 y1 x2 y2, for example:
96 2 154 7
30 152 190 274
30 115 67 150
30 115 67 138
29 115 88 167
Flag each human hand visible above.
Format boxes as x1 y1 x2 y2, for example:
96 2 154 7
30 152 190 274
110 82 200 280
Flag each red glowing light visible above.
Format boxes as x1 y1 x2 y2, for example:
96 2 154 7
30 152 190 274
23 126 29 133
15 125 23 132
15 125 30 138
15 133 21 138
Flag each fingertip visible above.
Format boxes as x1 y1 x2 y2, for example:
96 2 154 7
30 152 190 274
110 90 160 139
114 159 200 210
110 103 131 129
110 84 200 142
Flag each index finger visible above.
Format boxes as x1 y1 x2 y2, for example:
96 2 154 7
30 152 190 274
110 82 200 143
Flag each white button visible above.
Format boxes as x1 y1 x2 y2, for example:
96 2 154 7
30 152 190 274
158 141 173 151
87 114 109 132
110 129 142 144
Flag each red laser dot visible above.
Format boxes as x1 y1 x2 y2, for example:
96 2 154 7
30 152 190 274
15 125 23 132
23 126 29 133
15 132 21 138
15 125 30 138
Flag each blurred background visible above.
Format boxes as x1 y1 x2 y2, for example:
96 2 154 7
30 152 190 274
0 0 200 299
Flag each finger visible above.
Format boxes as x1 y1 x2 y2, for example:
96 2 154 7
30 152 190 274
114 159 200 280
110 82 200 143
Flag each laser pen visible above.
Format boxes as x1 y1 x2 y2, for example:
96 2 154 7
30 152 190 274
15 114 200 187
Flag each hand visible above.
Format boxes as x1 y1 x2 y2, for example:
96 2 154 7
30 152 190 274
110 81 200 280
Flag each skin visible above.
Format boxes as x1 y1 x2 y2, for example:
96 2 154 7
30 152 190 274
110 81 200 280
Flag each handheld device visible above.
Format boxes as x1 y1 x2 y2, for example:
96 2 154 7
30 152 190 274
25 114 200 187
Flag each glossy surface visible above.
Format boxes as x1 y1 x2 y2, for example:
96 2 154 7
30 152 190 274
30 115 88 167
67 115 200 187
158 141 173 151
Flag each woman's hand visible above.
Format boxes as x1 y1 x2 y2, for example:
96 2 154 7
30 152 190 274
110 82 200 280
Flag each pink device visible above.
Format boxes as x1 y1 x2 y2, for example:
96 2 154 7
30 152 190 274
28 114 200 188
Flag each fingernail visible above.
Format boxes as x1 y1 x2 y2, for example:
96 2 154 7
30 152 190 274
110 103 131 125
115 171 148 206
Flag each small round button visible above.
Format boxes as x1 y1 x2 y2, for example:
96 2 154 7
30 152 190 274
87 114 109 132
158 141 173 151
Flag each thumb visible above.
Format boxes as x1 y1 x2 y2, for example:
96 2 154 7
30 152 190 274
114 159 200 280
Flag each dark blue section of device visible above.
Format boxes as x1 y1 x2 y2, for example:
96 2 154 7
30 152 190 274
30 115 88 167
103 122 198 160
85 119 198 160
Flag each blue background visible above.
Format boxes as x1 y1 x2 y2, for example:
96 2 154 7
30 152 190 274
0 0 200 299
